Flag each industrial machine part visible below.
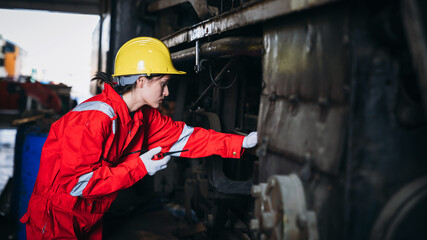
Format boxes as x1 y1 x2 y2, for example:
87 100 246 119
370 176 427 240
251 174 318 240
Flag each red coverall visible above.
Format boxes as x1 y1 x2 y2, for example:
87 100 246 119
20 84 245 239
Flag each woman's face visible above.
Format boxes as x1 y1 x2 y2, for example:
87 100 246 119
140 75 170 108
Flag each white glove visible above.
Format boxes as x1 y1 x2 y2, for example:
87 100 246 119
140 147 171 176
242 131 258 148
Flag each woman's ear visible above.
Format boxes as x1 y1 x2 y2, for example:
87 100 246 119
136 76 145 88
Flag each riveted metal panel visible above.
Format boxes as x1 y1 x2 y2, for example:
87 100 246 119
258 99 347 174
258 7 349 175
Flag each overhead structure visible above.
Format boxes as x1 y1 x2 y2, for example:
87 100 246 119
0 0 103 14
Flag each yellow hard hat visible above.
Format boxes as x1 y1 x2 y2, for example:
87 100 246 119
112 37 185 78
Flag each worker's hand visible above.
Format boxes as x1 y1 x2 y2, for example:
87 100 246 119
140 147 171 176
242 131 258 148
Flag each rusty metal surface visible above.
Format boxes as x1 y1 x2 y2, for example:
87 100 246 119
148 0 217 19
258 100 347 174
171 37 263 62
341 2 427 239
162 0 340 48
258 9 349 175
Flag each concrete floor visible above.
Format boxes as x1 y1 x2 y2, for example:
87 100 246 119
103 207 245 240
104 209 192 240
102 193 251 240
102 180 208 240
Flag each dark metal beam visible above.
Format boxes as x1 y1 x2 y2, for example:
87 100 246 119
162 0 340 48
171 37 263 62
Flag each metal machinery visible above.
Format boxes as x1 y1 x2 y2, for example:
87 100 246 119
1 0 427 239
102 0 427 239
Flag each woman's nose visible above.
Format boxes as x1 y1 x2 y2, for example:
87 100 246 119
163 85 169 96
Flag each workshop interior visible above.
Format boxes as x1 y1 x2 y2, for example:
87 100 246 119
0 0 427 239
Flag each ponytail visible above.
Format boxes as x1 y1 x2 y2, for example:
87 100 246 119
91 72 135 95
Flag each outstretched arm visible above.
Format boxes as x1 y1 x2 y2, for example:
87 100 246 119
143 107 256 159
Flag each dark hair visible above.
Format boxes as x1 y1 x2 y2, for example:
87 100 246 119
91 72 135 95
91 72 165 95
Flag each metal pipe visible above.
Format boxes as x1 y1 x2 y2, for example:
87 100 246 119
194 40 201 73
171 37 263 63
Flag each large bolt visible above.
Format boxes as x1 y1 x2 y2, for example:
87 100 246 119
289 94 299 104
297 213 308 230
318 97 329 108
269 92 277 102
250 219 260 230
262 212 276 230
266 178 276 195
252 185 262 198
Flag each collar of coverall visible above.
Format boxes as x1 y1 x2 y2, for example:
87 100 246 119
103 83 144 127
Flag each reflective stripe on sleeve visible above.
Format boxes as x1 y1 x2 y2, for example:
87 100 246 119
73 101 116 134
112 119 116 134
169 124 194 157
70 172 94 197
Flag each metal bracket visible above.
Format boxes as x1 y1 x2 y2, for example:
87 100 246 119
194 111 253 195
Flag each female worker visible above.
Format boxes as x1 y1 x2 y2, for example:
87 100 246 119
20 37 257 239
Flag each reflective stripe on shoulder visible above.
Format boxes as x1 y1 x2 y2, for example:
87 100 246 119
169 124 194 157
70 172 93 197
73 101 115 118
73 101 117 134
